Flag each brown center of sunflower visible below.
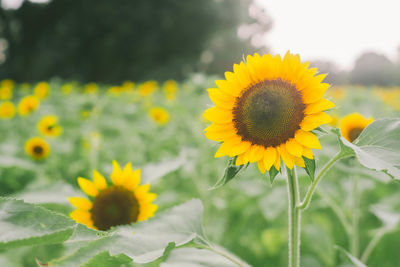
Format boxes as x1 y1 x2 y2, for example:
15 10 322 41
91 186 139 231
33 145 43 155
348 127 364 143
233 78 305 147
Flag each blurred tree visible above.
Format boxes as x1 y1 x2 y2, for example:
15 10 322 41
0 0 270 83
309 60 348 85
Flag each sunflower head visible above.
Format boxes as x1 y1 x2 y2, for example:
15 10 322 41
69 161 158 230
340 113 373 143
138 81 158 97
25 137 50 160
121 81 135 91
204 52 334 173
61 84 73 95
18 95 40 116
163 80 178 101
149 107 170 126
34 82 50 99
38 115 62 137
0 101 16 119
84 83 98 94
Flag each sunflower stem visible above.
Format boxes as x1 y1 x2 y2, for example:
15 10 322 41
350 174 360 257
286 166 301 267
297 152 349 210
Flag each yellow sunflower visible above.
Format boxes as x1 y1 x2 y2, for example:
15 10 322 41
38 115 62 137
84 83 98 94
163 80 178 101
204 52 334 173
0 86 13 100
61 84 73 95
0 101 16 119
149 107 169 126
138 81 157 96
68 161 158 230
340 113 373 143
25 137 50 160
18 95 40 116
34 82 50 99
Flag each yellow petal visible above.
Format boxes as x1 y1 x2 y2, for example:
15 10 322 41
233 62 253 88
273 153 281 171
263 147 277 171
294 130 321 149
294 156 305 168
69 209 92 223
302 83 330 104
215 142 233 158
215 79 241 97
77 177 98 197
280 144 295 169
122 168 141 191
228 140 252 157
111 160 123 185
257 159 267 174
121 162 133 184
203 107 233 123
300 112 332 131
248 145 264 163
285 138 303 157
235 153 245 166
207 88 235 109
135 184 150 199
68 197 93 210
304 99 335 114
303 147 314 159
205 127 237 141
93 170 107 190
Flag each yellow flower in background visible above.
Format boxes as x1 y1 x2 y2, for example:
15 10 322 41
0 82 13 100
108 86 123 95
38 115 62 137
20 83 31 94
61 84 73 95
1 79 14 89
121 81 135 91
34 82 50 99
163 80 178 101
328 87 345 100
25 137 50 160
69 161 158 230
84 83 98 94
138 81 157 96
340 113 373 143
0 101 16 119
329 112 339 128
18 95 40 116
204 52 334 173
149 107 169 126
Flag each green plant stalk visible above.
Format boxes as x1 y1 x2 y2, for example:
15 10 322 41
350 174 360 257
287 167 301 267
361 228 387 263
297 152 350 210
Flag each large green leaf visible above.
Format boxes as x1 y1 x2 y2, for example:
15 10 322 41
0 198 75 249
50 199 204 266
337 118 400 179
335 246 366 267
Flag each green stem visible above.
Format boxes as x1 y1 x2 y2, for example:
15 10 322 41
287 167 301 267
297 152 349 210
361 228 387 263
350 174 360 257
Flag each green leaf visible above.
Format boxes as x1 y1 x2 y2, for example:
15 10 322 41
0 197 75 249
161 247 242 267
50 199 204 266
210 157 248 189
303 156 316 181
331 128 355 157
336 118 400 179
268 165 279 184
335 245 366 267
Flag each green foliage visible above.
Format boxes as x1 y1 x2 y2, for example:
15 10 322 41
210 157 248 189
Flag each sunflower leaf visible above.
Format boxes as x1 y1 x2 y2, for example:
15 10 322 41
209 156 247 190
334 118 400 179
303 156 316 181
0 197 76 250
331 128 355 157
334 245 366 267
268 166 279 184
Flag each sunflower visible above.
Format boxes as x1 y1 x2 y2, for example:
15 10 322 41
138 81 157 96
84 83 98 94
340 113 373 143
163 80 178 101
25 137 50 160
34 82 50 99
149 107 169 126
0 85 13 100
18 95 40 116
61 84 73 95
0 101 16 119
204 52 334 173
38 115 62 137
69 161 157 230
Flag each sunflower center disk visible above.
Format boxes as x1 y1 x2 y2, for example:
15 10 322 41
33 146 43 155
348 127 363 143
91 186 139 231
233 79 305 147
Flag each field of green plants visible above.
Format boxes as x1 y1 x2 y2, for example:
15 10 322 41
1 77 400 267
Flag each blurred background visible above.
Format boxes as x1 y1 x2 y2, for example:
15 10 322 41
1 0 399 85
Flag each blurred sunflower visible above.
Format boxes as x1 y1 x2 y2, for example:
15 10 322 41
34 82 50 99
121 81 135 91
163 80 178 101
84 83 98 94
38 115 62 137
108 86 123 95
69 161 157 230
0 85 13 100
18 95 40 116
204 52 334 173
340 113 373 143
0 101 16 119
149 107 169 126
138 81 157 96
25 137 50 160
61 84 73 95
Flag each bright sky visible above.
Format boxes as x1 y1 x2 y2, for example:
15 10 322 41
258 0 400 70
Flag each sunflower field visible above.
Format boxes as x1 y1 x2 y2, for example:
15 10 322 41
1 57 400 267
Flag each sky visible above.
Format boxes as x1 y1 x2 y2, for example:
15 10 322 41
258 0 400 70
